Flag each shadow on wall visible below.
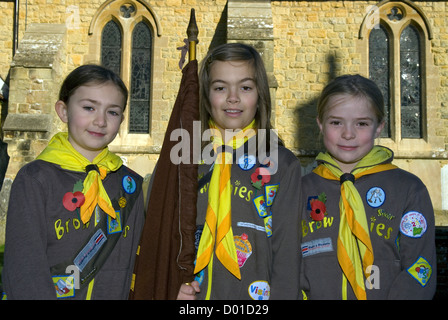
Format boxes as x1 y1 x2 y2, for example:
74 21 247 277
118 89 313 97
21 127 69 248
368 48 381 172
0 140 8 191
1 72 10 191
294 53 340 169
207 3 227 53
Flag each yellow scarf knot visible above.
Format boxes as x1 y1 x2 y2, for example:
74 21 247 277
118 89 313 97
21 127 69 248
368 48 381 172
313 146 397 300
37 132 123 224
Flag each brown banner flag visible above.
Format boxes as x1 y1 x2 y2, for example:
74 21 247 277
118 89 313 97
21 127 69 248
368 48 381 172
130 59 199 299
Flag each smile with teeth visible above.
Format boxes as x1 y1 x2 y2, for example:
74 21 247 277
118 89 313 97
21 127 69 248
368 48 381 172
225 109 242 113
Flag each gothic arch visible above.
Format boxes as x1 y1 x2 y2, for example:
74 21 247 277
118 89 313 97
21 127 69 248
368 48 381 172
88 0 162 36
356 0 442 156
86 0 165 148
358 0 432 40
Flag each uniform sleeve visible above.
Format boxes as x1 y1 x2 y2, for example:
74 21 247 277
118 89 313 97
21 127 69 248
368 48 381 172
387 179 436 299
269 154 302 300
2 167 58 299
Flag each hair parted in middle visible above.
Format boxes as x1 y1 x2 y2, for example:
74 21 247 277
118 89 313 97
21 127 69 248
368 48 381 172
198 43 273 135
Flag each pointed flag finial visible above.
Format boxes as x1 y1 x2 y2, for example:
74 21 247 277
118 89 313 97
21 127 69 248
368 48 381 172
187 8 198 61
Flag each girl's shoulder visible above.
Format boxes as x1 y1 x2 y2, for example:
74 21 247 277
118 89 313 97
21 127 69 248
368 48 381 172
382 166 428 189
274 144 300 165
15 160 83 185
17 159 60 176
11 160 67 192
265 145 301 179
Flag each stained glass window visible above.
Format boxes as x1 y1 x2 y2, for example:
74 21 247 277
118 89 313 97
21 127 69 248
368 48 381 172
369 25 390 138
400 25 422 138
101 20 122 77
129 22 152 133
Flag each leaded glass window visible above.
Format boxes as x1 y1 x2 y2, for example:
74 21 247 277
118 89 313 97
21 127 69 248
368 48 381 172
101 20 122 77
369 25 390 138
400 25 422 138
129 22 152 133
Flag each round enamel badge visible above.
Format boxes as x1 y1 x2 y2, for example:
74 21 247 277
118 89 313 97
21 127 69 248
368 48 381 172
366 186 385 208
400 211 427 238
122 175 137 194
238 154 256 171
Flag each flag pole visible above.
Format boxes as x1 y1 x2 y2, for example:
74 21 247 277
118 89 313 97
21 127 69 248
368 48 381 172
187 8 198 62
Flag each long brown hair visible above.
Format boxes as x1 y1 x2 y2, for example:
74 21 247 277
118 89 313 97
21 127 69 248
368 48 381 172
199 43 273 135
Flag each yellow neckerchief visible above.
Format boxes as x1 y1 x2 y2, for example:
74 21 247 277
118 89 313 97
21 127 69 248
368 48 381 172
313 146 397 300
194 119 257 298
36 132 122 224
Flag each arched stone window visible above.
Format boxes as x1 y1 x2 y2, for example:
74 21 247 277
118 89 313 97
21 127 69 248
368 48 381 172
87 0 162 150
359 0 442 156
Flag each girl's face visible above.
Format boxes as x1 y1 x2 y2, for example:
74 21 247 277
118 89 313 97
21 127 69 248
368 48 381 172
208 60 258 138
317 94 384 173
55 82 125 162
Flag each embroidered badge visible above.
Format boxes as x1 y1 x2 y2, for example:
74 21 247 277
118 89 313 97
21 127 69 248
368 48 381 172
308 193 327 221
366 186 386 208
253 194 270 218
74 229 107 272
193 225 205 286
263 216 273 237
234 233 253 268
194 225 204 250
301 237 333 258
238 154 256 171
237 221 265 232
248 280 270 300
264 184 279 207
400 211 427 238
122 175 137 194
107 210 122 234
407 256 433 287
252 196 273 236
53 275 75 299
